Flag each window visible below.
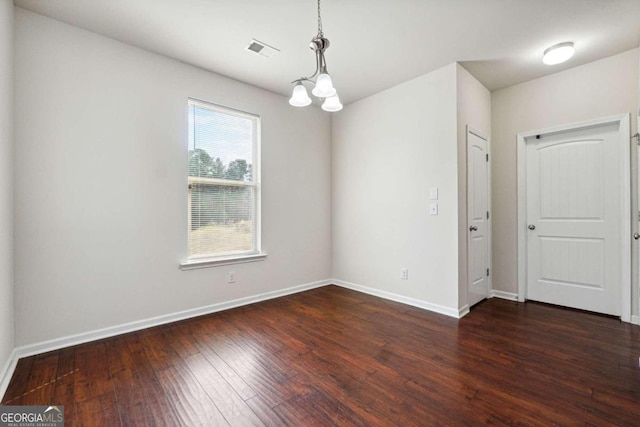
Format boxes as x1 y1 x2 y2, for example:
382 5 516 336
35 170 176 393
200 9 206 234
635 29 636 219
183 99 263 268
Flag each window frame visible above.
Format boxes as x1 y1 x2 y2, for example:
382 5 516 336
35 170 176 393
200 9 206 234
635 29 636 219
180 98 265 270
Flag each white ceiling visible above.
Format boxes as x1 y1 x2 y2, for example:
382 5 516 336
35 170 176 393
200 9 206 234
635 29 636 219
14 0 640 105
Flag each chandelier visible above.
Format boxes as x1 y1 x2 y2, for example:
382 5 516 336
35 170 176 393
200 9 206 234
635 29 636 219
289 0 343 112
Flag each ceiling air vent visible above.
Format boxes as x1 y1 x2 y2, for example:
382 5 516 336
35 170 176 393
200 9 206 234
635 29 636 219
245 39 280 58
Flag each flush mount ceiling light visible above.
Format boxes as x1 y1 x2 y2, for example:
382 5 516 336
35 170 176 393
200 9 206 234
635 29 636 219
289 0 343 112
542 42 575 65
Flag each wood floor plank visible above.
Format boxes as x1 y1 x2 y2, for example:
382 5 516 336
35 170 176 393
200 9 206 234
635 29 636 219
194 340 256 401
165 322 202 359
74 391 121 427
110 368 156 426
73 341 113 404
289 372 383 427
184 353 264 426
154 362 229 427
120 333 182 427
246 395 286 427
1 356 34 404
137 328 181 370
2 285 639 425
195 324 298 408
106 339 149 409
53 346 76 425
20 351 59 406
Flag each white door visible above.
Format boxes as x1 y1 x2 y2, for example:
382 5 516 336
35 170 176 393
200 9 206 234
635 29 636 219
467 128 489 307
525 122 623 315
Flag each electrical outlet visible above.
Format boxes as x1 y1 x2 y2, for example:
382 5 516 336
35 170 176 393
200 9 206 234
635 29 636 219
429 203 438 216
400 268 409 280
227 271 236 283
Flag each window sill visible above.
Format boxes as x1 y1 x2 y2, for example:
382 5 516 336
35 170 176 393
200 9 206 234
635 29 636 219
179 253 267 271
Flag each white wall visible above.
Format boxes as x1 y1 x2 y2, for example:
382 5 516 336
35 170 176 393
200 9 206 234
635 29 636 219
456 64 491 310
0 0 14 375
492 49 640 314
332 63 460 311
14 9 332 346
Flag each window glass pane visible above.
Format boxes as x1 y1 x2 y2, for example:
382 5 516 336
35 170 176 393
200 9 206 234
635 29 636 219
188 105 253 182
187 99 259 260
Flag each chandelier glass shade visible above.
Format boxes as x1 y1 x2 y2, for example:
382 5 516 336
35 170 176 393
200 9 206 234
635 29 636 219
311 73 336 98
321 94 343 112
289 0 343 112
289 82 312 107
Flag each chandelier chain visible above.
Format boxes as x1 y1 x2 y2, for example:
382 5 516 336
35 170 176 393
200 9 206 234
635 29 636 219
317 0 323 36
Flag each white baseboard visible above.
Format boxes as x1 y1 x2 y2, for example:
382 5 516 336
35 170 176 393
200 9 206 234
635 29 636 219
0 348 19 403
489 289 519 301
6 277 461 400
458 305 470 318
632 315 640 326
0 279 533 401
8 279 331 373
332 279 461 318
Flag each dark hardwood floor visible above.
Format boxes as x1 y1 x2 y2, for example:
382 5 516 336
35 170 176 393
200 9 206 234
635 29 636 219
2 285 640 426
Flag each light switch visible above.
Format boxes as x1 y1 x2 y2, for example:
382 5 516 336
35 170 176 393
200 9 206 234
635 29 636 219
430 187 439 200
430 203 438 215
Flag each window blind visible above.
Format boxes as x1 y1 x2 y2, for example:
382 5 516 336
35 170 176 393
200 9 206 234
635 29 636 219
187 100 259 259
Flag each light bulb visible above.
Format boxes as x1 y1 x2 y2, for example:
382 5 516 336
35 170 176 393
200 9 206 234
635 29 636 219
312 73 337 98
322 94 343 112
289 83 312 107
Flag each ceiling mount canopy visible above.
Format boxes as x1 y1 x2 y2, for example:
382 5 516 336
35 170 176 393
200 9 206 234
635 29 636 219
289 0 343 112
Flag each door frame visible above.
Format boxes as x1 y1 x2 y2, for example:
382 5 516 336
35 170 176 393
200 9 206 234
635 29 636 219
635 119 640 326
516 114 631 322
467 126 492 306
